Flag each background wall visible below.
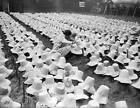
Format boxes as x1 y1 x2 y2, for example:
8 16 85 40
0 0 140 17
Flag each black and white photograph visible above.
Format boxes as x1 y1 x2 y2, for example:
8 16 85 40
0 0 140 108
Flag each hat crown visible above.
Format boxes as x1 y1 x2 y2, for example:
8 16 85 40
113 63 119 71
55 83 65 95
103 60 110 67
84 76 95 86
64 63 73 72
44 75 54 84
119 69 130 78
58 57 66 64
32 79 42 90
64 77 73 87
96 85 110 97
75 70 83 79
96 63 104 71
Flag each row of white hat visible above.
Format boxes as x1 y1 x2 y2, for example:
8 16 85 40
11 12 140 89
0 14 21 108
7 12 130 107
11 12 140 59
21 12 140 36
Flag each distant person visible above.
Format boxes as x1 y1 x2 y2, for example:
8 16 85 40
51 30 77 56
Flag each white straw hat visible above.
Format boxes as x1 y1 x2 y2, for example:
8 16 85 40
87 55 99 66
49 82 66 101
74 83 88 100
56 93 78 108
127 68 138 80
0 56 8 65
125 60 139 71
36 91 57 108
115 53 127 64
54 69 65 80
112 63 120 75
107 50 116 60
71 45 83 55
0 96 21 108
43 75 55 90
104 66 119 77
115 101 128 108
0 66 13 77
70 70 84 82
40 64 49 77
48 62 58 75
91 85 110 105
63 77 75 93
103 60 110 67
26 78 46 96
94 63 105 75
0 75 11 88
16 53 26 63
18 60 28 71
82 76 95 94
80 100 99 108
56 57 66 68
114 69 132 84
131 78 140 89
64 63 73 73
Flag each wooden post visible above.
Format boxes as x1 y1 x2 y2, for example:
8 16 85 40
133 6 137 17
104 5 107 14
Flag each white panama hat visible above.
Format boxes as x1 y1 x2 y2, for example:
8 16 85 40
104 66 119 77
43 75 55 90
114 69 132 84
49 82 66 101
0 65 13 77
91 85 110 105
107 50 116 60
56 93 78 108
36 91 57 108
48 62 58 75
70 70 84 82
82 76 95 94
103 60 110 67
40 64 49 77
115 101 128 108
71 44 83 55
74 83 88 100
94 63 105 75
0 96 21 108
125 60 140 71
16 53 26 63
26 78 46 96
0 75 11 88
18 60 28 71
87 55 99 66
63 77 75 93
80 100 99 108
127 68 138 80
56 57 66 68
54 69 65 80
